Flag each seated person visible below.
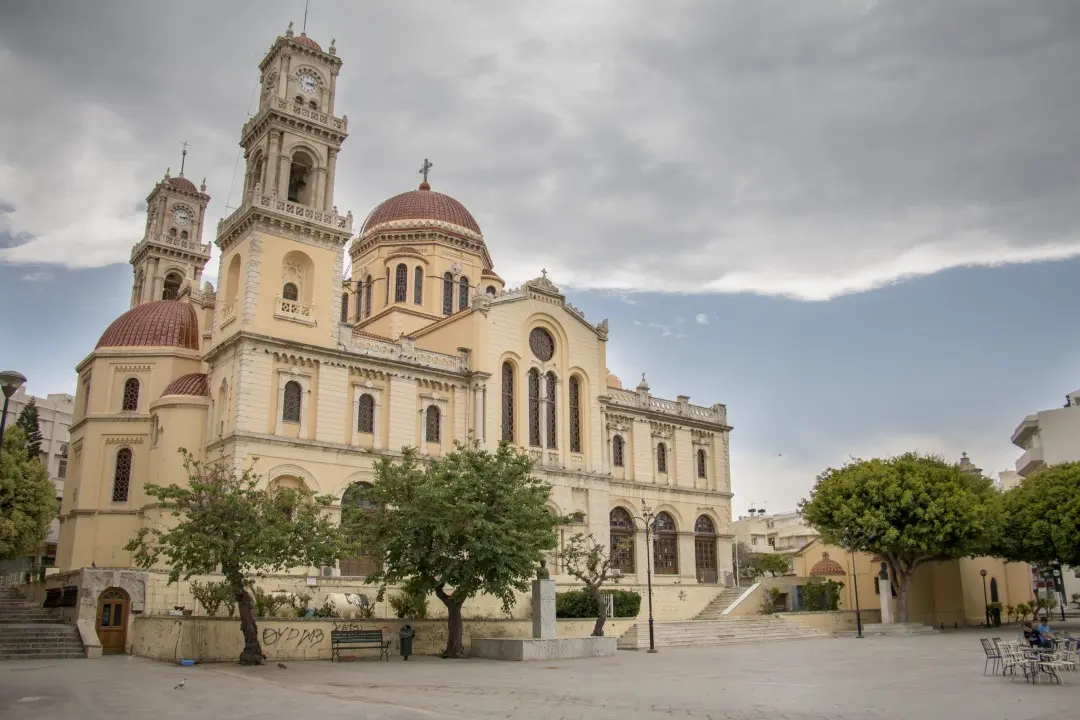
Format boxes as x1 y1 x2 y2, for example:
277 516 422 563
1022 621 1045 648
1036 621 1056 646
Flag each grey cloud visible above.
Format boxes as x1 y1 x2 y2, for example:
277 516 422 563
2 1 1079 299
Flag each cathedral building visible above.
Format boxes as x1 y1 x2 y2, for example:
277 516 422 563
55 25 734 648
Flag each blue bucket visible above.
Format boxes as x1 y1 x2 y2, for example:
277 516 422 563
180 659 196 666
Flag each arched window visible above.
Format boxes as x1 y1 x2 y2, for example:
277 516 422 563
364 275 373 317
612 435 625 468
527 369 541 447
169 227 177 237
340 293 349 323
121 378 140 412
357 394 375 433
486 285 497 296
162 272 183 300
657 443 667 473
653 512 678 575
112 448 132 502
990 577 999 604
442 273 453 315
282 282 299 301
414 266 423 304
287 150 314 205
384 268 390 305
694 515 718 583
308 100 317 110
294 95 304 106
459 276 470 310
697 449 707 479
501 362 514 442
425 405 441 443
545 371 557 449
609 508 635 573
340 482 379 576
568 376 581 453
180 230 189 240
394 263 408 302
282 380 302 423
355 284 363 318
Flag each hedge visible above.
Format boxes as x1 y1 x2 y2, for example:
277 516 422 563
555 589 642 618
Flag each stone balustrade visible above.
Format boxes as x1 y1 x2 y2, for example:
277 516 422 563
348 334 468 373
131 233 212 259
219 191 353 239
274 296 316 326
606 388 727 425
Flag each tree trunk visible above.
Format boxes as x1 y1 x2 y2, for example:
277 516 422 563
231 576 263 665
590 586 606 637
896 570 914 624
435 586 466 659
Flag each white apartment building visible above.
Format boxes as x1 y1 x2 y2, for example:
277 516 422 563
732 510 818 555
1 386 74 567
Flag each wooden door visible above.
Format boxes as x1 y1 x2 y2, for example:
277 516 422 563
695 536 718 584
96 588 129 654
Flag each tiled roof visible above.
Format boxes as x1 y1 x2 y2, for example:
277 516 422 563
363 184 482 235
292 33 322 51
161 373 209 397
96 300 200 351
166 176 198 192
809 552 846 577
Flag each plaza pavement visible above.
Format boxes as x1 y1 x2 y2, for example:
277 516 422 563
2 629 1075 720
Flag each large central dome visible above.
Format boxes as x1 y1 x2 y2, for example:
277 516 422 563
361 182 481 237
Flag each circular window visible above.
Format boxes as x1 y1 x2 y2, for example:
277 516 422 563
529 328 555 361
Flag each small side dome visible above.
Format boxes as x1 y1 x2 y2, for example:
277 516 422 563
606 369 622 389
161 373 209 397
166 176 199 193
809 552 846 577
96 300 200 351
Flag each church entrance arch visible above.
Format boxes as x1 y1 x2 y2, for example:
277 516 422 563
96 587 129 654
694 515 718 584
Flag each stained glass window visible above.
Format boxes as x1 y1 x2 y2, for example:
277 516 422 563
282 282 299 301
121 378 139 412
414 266 424 304
364 275 372 318
528 369 541 447
282 381 302 423
394 263 407 302
425 405 441 443
610 508 635 573
501 362 514 442
529 328 554 361
656 443 667 473
357 394 375 433
569 376 581 453
545 371 557 449
697 448 707 478
653 512 678 575
442 273 453 315
459 276 470 310
612 435 624 467
112 448 132 502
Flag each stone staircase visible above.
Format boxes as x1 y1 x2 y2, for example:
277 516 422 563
0 587 85 660
694 586 749 620
617 614 830 650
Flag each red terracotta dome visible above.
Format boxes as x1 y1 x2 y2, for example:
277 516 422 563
96 300 200 351
166 176 198 192
809 552 846 577
292 33 322 51
362 183 482 236
161 373 209 397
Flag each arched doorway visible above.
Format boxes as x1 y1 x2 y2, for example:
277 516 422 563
990 577 999 604
96 587 129 654
694 515 718 584
339 482 379 577
609 507 635 573
652 512 678 575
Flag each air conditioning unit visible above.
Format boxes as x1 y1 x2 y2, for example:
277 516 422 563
320 566 335 578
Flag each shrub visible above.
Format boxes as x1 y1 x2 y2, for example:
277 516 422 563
250 586 289 617
288 592 313 618
555 589 641 618
803 580 843 611
759 587 782 615
388 586 429 619
190 580 234 617
311 598 340 619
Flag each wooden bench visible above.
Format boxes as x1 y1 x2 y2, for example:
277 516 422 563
331 629 390 662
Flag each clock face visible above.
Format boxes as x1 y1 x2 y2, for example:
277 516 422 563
172 207 191 226
297 73 317 94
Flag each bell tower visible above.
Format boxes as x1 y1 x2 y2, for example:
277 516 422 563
212 22 352 349
129 150 211 306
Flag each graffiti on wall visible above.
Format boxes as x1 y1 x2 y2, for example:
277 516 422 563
261 626 325 648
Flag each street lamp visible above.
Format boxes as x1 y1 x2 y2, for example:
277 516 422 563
631 498 659 654
980 569 990 627
849 548 864 639
0 370 27 461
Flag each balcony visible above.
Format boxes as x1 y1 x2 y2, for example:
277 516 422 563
274 296 316 326
219 191 353 240
1016 445 1045 477
1011 414 1039 448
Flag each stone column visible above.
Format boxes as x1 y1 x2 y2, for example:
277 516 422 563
532 575 556 639
314 167 327 210
473 384 485 445
328 71 338 116
324 149 338 212
266 130 281 199
539 376 549 465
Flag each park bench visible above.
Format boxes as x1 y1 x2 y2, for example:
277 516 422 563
330 628 390 662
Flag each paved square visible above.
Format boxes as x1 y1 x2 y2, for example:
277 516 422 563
2 630 1074 720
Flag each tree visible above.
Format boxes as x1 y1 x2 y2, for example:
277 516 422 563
995 462 1080 568
125 450 343 665
800 453 995 623
0 427 57 562
561 533 623 637
733 542 790 581
15 399 44 460
353 443 558 658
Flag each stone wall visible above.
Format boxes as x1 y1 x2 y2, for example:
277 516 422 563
778 610 881 634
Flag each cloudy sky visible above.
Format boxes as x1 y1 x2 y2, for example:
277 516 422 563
2 1 1079 513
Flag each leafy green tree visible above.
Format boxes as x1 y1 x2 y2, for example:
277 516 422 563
733 542 790 581
561 533 623 637
353 443 558 658
0 427 57 562
800 453 995 622
125 450 343 665
15 399 44 460
995 462 1080 568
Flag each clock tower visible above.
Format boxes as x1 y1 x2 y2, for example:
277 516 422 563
129 163 211 307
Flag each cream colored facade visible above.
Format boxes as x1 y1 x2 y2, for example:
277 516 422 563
55 26 735 642
1011 389 1080 477
732 511 817 555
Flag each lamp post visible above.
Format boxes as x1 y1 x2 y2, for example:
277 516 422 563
0 370 28 461
849 548 864 639
635 499 658 654
980 569 990 627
